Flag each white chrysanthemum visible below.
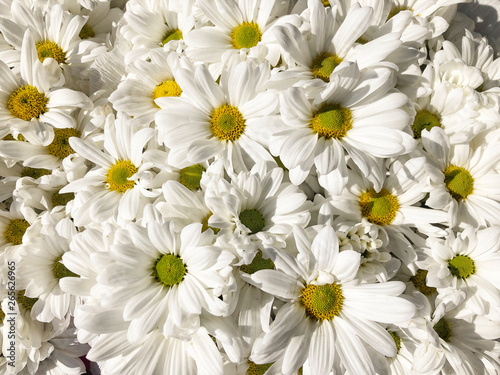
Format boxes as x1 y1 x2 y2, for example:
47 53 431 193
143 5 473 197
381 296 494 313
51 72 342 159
245 225 416 375
0 31 92 147
417 226 500 318
95 221 234 342
422 127 500 228
109 49 187 124
203 164 312 264
155 58 278 172
271 0 408 88
269 62 415 193
184 0 281 66
60 112 158 226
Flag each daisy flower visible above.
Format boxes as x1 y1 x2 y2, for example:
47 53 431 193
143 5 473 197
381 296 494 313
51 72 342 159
95 221 234 342
417 225 500 318
245 225 416 375
16 214 80 323
422 127 500 228
0 31 92 147
184 0 281 66
270 62 415 193
155 58 278 173
60 112 156 226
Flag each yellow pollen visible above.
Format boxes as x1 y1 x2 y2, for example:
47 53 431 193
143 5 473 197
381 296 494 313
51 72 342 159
310 103 352 139
52 254 79 279
310 52 343 82
240 250 274 274
410 269 436 296
17 290 38 311
246 361 273 375
7 85 48 121
443 164 474 201
433 318 452 342
4 219 30 245
21 167 51 179
105 160 138 193
300 283 344 320
388 330 402 355
231 21 262 49
210 104 245 141
79 23 95 39
152 80 182 108
46 128 81 159
162 28 183 45
201 212 220 234
412 110 441 139
321 0 330 6
35 40 66 64
448 254 476 279
359 188 400 226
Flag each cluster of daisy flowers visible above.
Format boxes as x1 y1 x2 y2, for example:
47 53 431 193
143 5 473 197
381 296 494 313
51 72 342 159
0 0 499 373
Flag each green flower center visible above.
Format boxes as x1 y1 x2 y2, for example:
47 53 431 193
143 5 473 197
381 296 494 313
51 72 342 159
240 250 274 274
310 103 352 139
444 164 474 201
300 283 344 320
17 290 38 311
7 85 48 121
162 28 183 46
178 164 205 191
433 318 452 342
410 269 437 296
46 128 81 159
152 254 187 287
412 110 441 139
105 160 138 193
79 23 95 39
388 6 413 20
247 361 273 375
359 188 400 226
310 52 343 82
52 255 79 280
239 209 266 235
35 40 66 64
231 21 262 49
201 212 220 234
388 330 402 356
51 191 75 207
21 167 51 179
320 0 330 6
152 80 182 108
210 104 246 141
4 219 29 245
448 254 475 279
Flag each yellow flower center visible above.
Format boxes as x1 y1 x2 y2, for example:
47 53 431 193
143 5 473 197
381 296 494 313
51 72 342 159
21 167 51 179
239 209 266 234
388 6 413 20
210 104 246 141
201 212 220 234
52 255 79 280
0 308 4 324
412 110 441 139
240 250 275 274
152 253 187 286
310 103 352 139
51 191 75 207
178 164 205 191
310 52 343 82
152 80 182 108
7 85 48 121
448 254 475 279
388 330 402 356
410 269 437 296
359 188 400 226
79 23 95 39
35 40 66 64
162 28 183 46
17 290 38 311
231 21 262 49
46 128 81 159
433 318 452 342
105 160 138 193
300 283 344 320
321 0 330 6
246 361 273 375
443 164 474 201
4 219 30 245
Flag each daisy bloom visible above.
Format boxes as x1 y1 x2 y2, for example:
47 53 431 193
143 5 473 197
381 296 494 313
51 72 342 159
245 225 416 375
270 62 415 193
95 221 234 342
60 112 156 225
155 58 278 172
